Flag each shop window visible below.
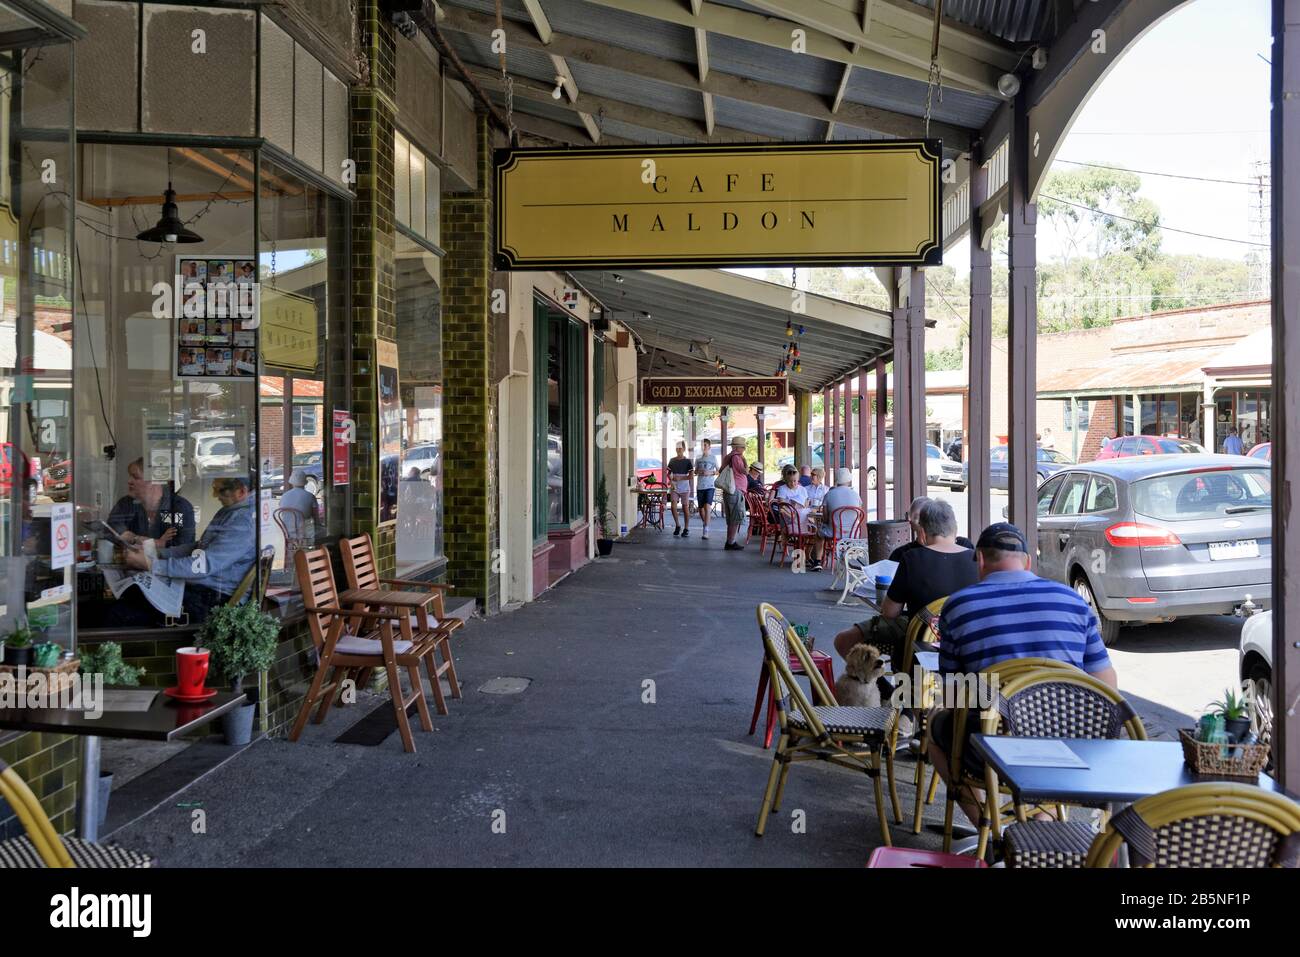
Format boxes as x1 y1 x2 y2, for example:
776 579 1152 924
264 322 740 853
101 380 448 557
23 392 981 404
291 405 318 437
533 299 587 534
0 45 74 649
74 144 260 632
257 157 349 596
394 130 440 249
394 232 443 576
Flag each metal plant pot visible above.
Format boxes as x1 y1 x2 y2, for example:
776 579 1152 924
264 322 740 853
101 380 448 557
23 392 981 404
221 702 257 746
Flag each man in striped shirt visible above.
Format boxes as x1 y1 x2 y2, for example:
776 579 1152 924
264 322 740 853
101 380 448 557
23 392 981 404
928 522 1118 827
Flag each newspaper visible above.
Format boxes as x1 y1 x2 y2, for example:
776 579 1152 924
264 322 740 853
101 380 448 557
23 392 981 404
101 567 186 619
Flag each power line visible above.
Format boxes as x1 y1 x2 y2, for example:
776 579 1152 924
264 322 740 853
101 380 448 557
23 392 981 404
1039 194 1268 248
1069 130 1267 136
1055 159 1259 187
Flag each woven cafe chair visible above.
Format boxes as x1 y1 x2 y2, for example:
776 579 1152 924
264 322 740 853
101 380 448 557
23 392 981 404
753 602 897 847
938 657 1086 853
821 506 866 574
340 534 461 715
1084 782 1300 868
289 546 441 753
0 761 152 868
987 669 1147 867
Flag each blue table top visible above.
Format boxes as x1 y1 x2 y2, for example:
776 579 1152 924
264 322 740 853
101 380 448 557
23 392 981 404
970 736 1282 805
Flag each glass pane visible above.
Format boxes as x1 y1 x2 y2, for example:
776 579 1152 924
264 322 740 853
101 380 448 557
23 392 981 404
258 157 340 595
1 46 74 650
394 131 410 229
394 233 443 575
76 144 257 631
426 162 440 248
547 314 564 524
409 146 425 238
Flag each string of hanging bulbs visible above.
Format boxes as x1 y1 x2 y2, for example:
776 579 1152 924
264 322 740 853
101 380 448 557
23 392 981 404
776 266 805 377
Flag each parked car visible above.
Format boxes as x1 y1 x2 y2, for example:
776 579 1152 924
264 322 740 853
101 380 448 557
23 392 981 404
400 443 439 482
863 440 965 492
1247 441 1271 462
2 444 39 496
636 457 666 484
1094 434 1205 460
41 457 71 502
1034 454 1271 645
976 445 1074 490
1239 608 1272 719
191 430 242 475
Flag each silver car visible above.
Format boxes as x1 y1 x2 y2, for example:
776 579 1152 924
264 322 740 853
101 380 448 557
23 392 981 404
1034 454 1271 645
864 440 966 492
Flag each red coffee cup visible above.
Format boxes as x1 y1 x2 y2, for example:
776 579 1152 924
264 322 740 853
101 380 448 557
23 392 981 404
176 647 210 697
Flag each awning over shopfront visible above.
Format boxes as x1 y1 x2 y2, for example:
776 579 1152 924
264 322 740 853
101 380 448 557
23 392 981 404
571 268 892 394
1037 345 1230 400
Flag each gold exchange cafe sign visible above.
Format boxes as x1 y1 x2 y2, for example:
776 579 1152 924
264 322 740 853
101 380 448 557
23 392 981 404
494 140 942 270
640 377 789 406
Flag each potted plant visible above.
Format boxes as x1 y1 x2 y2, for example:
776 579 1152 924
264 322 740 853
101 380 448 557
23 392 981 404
1210 687 1252 742
594 473 616 557
3 622 34 668
199 603 279 746
78 641 146 686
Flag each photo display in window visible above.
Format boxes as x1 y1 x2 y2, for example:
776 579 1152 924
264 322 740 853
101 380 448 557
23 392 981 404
174 255 257 380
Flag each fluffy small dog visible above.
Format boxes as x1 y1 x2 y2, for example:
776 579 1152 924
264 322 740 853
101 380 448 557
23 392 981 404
834 643 887 708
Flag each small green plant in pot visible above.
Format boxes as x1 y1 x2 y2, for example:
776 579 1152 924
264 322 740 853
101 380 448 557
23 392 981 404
78 642 146 686
1210 687 1252 742
594 473 616 557
4 622 35 668
199 603 279 745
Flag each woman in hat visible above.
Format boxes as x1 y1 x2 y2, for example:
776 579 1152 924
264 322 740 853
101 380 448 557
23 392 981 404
719 435 749 550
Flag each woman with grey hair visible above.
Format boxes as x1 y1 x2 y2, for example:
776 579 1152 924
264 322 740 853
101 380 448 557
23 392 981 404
833 497 976 661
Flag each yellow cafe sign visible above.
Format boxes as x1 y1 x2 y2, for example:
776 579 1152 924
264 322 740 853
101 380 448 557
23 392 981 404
261 287 318 373
494 140 942 269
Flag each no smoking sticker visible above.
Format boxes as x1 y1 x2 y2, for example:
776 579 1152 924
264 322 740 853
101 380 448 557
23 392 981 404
50 502 73 570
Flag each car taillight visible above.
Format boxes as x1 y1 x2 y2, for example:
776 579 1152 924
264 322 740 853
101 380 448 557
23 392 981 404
1105 522 1182 548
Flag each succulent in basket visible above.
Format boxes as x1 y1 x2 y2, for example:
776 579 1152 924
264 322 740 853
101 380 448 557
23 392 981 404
1209 687 1252 741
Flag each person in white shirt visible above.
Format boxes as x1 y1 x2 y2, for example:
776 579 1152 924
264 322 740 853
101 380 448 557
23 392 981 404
809 467 862 571
280 468 320 541
774 465 809 506
666 441 695 537
807 467 831 507
694 438 718 540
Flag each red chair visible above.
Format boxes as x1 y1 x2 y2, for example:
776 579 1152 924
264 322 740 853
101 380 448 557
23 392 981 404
747 646 837 749
744 490 775 550
822 505 865 574
769 500 815 567
866 847 987 868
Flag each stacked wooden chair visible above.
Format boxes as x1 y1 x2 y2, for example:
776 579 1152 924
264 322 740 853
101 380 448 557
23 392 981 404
289 546 444 753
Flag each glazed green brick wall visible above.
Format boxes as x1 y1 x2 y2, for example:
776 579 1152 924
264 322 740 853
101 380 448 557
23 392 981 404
0 732 79 839
441 112 499 613
350 0 398 578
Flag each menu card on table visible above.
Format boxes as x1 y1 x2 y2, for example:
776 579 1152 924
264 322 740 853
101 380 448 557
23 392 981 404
984 738 1089 769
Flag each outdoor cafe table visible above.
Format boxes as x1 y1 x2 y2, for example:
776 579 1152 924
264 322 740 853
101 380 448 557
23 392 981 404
970 735 1280 807
338 587 438 631
634 488 667 530
0 686 247 841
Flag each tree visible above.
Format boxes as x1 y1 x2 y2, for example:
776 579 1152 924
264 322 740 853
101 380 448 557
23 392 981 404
1037 166 1162 265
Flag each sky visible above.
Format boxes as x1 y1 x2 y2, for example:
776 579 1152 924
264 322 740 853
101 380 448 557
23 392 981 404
729 0 1272 285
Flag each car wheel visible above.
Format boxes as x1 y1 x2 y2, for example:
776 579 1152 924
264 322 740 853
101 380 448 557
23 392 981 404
952 485 966 494
867 467 877 490
1073 574 1121 646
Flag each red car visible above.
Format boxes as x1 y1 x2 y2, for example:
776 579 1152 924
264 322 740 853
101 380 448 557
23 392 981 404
1247 441 1271 462
636 457 666 485
1094 435 1204 459
42 458 72 501
1 443 38 494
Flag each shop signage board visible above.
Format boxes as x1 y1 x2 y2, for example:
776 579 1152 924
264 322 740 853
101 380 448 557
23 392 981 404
333 409 352 487
639 376 789 406
261 287 319 372
495 140 942 270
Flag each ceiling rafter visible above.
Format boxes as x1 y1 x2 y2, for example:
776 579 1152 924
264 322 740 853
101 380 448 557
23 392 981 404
582 0 1000 94
438 6 974 146
519 0 600 143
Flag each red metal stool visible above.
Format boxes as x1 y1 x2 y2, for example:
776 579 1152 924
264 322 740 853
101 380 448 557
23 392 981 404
866 847 988 868
747 649 836 748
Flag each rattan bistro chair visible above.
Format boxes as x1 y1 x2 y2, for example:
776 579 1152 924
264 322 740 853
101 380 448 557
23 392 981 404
987 669 1147 866
1084 782 1300 868
289 547 441 753
754 602 897 848
0 761 152 868
938 657 1086 853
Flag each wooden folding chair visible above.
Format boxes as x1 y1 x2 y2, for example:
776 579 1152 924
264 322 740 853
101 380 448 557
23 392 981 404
340 534 461 715
754 602 897 848
0 761 152 868
289 546 440 753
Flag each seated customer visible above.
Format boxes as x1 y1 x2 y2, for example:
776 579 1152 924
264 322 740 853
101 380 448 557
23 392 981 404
833 499 976 661
808 467 860 571
927 522 1118 824
107 457 196 550
889 495 972 561
117 476 257 625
